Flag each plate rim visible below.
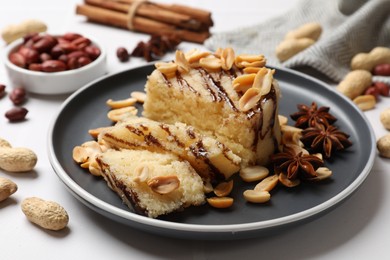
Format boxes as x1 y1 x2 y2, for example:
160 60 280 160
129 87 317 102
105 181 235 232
47 63 376 237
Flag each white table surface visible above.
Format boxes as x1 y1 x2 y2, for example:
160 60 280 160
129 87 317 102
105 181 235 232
1 1 390 259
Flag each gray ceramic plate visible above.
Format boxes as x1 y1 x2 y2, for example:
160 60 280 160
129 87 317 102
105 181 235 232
48 64 375 240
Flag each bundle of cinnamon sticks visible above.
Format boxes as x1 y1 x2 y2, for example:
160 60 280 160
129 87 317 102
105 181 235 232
76 0 213 43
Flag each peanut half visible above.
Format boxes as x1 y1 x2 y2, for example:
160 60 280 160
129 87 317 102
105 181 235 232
147 175 180 195
0 177 17 202
213 180 233 197
243 190 271 203
207 196 234 208
239 165 269 182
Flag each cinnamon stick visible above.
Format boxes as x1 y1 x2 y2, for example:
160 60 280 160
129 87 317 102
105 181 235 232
85 0 203 30
114 0 213 27
76 4 210 43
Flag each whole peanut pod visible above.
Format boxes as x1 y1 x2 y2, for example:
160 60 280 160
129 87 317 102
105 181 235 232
336 70 372 99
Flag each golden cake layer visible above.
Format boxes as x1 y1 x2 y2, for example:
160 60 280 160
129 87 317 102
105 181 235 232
97 149 205 218
98 116 241 183
143 48 282 166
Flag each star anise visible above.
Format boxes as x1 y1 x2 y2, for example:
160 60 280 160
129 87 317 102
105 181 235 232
270 145 324 180
301 123 352 158
290 102 337 128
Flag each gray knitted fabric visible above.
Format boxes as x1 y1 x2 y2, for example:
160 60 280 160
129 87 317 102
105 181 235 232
205 0 390 84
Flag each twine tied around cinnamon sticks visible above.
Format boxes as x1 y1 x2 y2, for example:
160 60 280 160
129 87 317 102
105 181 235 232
76 0 213 43
126 0 146 30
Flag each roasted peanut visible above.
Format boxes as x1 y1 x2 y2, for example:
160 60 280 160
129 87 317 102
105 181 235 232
373 63 390 76
336 70 372 99
9 87 26 105
1 19 47 44
353 95 376 111
285 22 322 41
0 84 6 98
207 196 233 208
130 91 146 103
107 106 138 122
351 47 390 71
0 146 37 172
199 55 222 70
254 174 279 192
0 176 17 202
278 173 300 187
312 167 332 181
106 97 137 109
243 190 271 203
377 133 390 158
213 180 233 197
380 108 390 130
41 60 67 72
21 197 69 231
147 175 180 194
276 38 315 62
5 107 28 122
116 47 129 62
9 52 26 68
239 165 269 182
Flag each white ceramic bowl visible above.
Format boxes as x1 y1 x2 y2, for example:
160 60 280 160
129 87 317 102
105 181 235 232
3 34 107 95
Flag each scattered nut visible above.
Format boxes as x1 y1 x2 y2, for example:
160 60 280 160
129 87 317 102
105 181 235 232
243 190 271 203
175 50 191 73
203 181 214 194
278 173 300 187
199 55 222 70
72 141 103 176
0 137 12 148
220 47 235 70
377 133 390 158
1 19 47 44
278 114 289 126
351 47 390 71
232 73 256 93
254 174 279 192
353 95 376 111
9 87 26 105
276 38 315 62
130 91 146 103
373 63 390 76
239 165 269 182
116 47 129 62
281 125 303 146
207 196 233 208
21 197 69 231
0 145 37 172
213 180 233 197
107 106 138 122
336 70 372 99
311 167 332 181
106 97 137 109
133 164 150 183
380 108 390 130
238 88 261 112
0 84 6 98
147 175 180 195
0 176 17 202
185 49 210 63
285 22 322 41
5 107 28 122
88 126 112 138
234 54 266 68
155 61 178 78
